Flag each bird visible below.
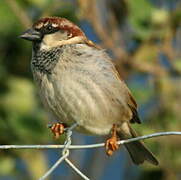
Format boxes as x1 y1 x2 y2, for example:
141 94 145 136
20 17 159 165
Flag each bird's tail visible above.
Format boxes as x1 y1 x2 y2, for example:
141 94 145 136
117 124 159 165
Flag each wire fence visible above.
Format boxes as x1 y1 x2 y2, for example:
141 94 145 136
0 130 181 180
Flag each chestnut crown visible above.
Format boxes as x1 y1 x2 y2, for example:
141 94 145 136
20 17 86 43
33 17 85 37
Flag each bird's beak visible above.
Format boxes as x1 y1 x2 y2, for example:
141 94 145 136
19 28 42 41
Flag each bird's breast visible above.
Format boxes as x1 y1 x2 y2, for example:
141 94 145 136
31 45 132 135
44 61 129 135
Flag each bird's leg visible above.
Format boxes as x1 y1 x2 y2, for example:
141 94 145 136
105 124 120 156
48 123 67 139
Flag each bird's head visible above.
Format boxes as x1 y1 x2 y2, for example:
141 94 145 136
20 17 87 50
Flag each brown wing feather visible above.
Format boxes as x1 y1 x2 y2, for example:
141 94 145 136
127 93 141 124
86 41 141 124
112 61 141 124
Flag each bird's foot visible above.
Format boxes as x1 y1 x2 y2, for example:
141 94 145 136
105 124 119 156
48 123 66 139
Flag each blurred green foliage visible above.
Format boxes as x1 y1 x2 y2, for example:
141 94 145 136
0 0 180 180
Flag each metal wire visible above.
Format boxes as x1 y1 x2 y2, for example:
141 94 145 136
39 149 69 180
39 123 90 180
65 158 90 180
0 131 180 180
0 131 180 150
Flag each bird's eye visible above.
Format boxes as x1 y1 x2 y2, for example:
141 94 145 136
41 23 59 35
47 25 52 31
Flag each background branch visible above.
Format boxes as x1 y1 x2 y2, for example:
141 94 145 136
5 0 32 28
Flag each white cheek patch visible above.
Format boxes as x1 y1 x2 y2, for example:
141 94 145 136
40 34 54 50
39 32 86 50
40 41 50 50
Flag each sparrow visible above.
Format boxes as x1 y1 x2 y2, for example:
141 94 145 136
20 17 158 165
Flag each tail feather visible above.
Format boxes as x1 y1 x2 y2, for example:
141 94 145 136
125 140 158 165
118 124 159 165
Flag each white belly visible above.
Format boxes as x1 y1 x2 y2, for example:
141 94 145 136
33 65 131 136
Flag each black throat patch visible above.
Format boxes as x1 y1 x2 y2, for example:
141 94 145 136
31 46 63 74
